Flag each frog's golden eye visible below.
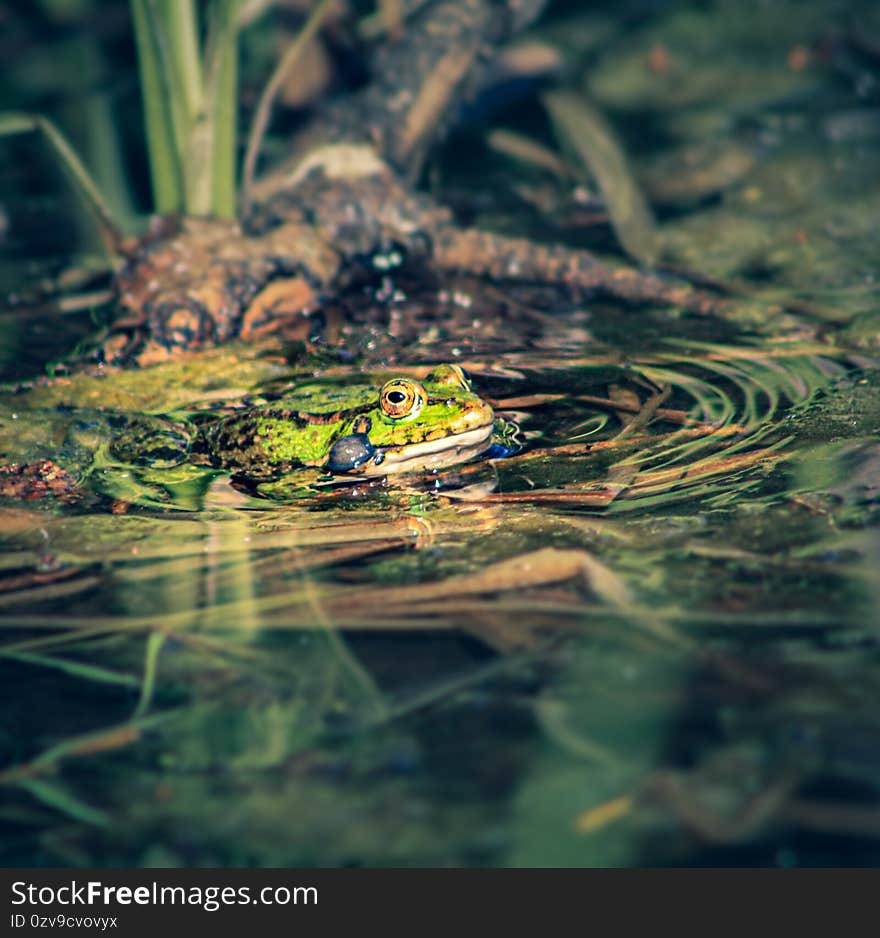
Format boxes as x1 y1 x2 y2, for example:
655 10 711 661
379 378 426 420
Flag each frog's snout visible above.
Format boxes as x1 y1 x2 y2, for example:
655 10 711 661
326 433 379 473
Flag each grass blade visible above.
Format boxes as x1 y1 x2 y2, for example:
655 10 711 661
203 0 240 217
17 778 110 827
0 650 139 689
133 631 167 718
130 0 184 212
157 0 204 124
0 113 124 253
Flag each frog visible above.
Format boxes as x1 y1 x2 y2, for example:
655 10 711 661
107 363 511 481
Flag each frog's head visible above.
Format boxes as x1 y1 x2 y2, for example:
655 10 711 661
328 364 495 475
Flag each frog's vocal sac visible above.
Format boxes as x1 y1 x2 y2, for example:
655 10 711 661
189 364 498 478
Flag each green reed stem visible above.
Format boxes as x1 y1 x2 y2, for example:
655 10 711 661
130 0 239 218
131 0 183 213
204 0 240 218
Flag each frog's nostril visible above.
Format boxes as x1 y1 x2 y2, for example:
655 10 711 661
326 433 377 473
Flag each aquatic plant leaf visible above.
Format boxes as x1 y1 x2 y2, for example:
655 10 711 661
543 90 658 264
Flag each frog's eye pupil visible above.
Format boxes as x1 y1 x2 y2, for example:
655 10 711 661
387 391 406 404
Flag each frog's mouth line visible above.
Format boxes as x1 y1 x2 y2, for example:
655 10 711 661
360 423 495 476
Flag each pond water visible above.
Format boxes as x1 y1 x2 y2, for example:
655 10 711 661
1 0 879 867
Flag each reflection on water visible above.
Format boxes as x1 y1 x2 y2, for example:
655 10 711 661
2 335 877 867
2 0 880 866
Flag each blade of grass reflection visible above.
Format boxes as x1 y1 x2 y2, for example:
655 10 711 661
114 537 408 585
568 413 611 441
16 778 110 828
337 599 855 630
0 713 173 784
654 341 838 362
0 650 140 688
110 508 391 721
634 345 844 475
603 404 741 491
284 539 389 724
537 698 630 769
345 601 680 656
0 624 291 678
628 440 790 487
132 631 166 718
328 548 628 604
0 627 127 655
50 515 438 565
351 647 552 731
249 539 409 582
614 423 745 475
611 385 671 442
618 440 792 503
701 358 775 428
326 548 692 651
572 394 708 428
0 576 101 609
202 514 260 635
640 366 736 424
625 366 739 470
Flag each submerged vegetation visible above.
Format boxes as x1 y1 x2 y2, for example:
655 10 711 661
1 0 880 868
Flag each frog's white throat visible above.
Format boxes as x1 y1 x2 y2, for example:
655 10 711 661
362 423 495 476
